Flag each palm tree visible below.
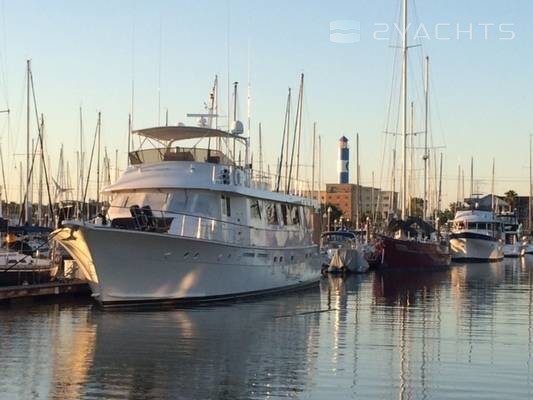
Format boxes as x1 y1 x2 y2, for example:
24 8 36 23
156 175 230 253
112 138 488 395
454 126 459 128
504 190 518 210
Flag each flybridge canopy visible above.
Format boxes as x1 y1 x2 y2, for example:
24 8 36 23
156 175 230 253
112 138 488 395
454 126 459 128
133 126 247 143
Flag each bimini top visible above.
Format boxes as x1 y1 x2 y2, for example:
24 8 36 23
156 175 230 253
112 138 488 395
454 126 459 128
133 126 247 143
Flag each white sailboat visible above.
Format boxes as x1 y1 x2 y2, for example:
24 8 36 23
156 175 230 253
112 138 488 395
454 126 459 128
53 84 322 307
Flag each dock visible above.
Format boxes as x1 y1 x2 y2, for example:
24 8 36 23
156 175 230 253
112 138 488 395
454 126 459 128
0 280 91 303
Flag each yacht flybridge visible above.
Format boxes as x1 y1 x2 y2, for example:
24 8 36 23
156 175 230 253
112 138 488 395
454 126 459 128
53 123 322 307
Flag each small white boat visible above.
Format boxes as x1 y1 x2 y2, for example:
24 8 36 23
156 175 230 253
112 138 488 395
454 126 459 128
320 231 369 274
0 250 56 286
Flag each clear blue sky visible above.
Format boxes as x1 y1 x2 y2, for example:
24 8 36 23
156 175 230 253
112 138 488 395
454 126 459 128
1 0 532 206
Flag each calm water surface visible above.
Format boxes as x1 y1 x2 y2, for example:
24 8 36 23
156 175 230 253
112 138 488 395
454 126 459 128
2 258 533 399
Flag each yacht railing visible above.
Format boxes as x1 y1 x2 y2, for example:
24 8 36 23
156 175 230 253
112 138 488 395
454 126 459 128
128 146 316 199
129 146 234 166
105 205 313 248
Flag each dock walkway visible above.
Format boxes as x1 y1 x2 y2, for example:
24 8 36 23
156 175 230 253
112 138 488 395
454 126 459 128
0 280 91 303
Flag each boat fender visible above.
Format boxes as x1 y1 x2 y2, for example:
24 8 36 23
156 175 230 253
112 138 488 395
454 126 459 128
233 169 241 186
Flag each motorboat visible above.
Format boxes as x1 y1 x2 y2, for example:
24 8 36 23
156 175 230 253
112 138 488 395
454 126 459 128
498 212 525 258
53 120 322 307
320 231 369 274
449 209 504 261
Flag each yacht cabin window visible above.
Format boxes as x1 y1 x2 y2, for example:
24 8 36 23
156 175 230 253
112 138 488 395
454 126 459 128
265 202 279 225
221 195 231 217
250 199 262 220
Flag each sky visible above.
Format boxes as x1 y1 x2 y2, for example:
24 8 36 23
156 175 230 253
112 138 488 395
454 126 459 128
0 0 532 207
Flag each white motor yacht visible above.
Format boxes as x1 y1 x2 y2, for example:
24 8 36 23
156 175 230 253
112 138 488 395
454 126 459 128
53 123 322 307
449 209 504 261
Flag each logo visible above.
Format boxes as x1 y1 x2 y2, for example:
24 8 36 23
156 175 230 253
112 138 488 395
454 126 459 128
330 20 361 44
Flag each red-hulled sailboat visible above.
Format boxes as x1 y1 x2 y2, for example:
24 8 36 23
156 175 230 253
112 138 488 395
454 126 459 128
379 0 450 269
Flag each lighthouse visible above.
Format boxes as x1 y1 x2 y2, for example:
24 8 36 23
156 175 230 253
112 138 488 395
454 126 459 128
338 136 349 184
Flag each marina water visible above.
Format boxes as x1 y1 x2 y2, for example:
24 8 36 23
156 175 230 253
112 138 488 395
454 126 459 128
2 258 533 399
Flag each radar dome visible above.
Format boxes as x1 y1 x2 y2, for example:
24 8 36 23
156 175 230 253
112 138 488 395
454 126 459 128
230 120 244 135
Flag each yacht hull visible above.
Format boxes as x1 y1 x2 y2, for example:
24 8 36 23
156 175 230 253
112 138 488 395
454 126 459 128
53 223 322 307
449 233 504 261
380 236 451 269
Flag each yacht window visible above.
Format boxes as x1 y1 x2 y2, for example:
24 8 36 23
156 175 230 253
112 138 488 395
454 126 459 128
143 192 169 212
280 204 288 225
221 195 231 217
265 202 278 225
455 221 465 230
188 192 217 217
169 190 188 212
250 199 262 220
303 207 312 228
111 193 129 209
477 223 487 230
289 205 300 225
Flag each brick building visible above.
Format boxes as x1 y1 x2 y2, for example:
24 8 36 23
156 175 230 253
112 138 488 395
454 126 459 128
320 183 398 225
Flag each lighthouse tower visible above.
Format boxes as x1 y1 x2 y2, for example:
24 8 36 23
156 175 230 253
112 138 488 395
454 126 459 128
338 136 349 184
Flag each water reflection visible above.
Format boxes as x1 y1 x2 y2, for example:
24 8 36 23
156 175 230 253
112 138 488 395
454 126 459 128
2 261 533 399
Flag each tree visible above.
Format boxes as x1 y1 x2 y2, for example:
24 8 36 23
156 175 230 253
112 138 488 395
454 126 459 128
320 204 342 220
504 190 518 210
437 208 455 225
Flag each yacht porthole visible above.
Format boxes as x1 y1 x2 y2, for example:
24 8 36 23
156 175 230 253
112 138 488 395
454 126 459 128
193 252 199 259
183 252 190 259
279 256 283 262
291 255 295 261
274 256 278 262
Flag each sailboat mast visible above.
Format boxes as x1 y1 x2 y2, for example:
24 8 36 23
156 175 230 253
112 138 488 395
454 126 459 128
409 101 414 216
528 135 533 231
356 132 360 229
491 158 495 212
390 148 396 216
423 56 429 220
258 122 263 183
284 88 291 188
96 112 101 205
400 0 408 220
25 60 31 224
38 115 44 225
438 152 443 213
470 156 474 200
530 134 532 232
318 134 322 201
295 73 304 184
79 107 84 205
311 122 316 199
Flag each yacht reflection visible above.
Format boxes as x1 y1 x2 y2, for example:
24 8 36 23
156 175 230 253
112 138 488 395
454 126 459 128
84 293 322 399
373 268 451 307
